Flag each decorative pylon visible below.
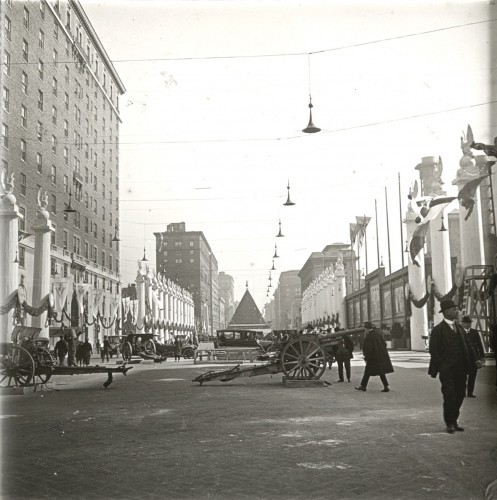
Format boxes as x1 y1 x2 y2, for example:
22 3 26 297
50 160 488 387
283 180 296 206
276 219 284 237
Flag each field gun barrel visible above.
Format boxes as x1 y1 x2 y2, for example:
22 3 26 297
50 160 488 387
320 327 365 342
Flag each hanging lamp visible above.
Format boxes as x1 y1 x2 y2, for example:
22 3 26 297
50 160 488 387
439 214 447 232
141 247 148 262
276 219 284 237
273 244 279 258
302 55 321 134
283 180 296 206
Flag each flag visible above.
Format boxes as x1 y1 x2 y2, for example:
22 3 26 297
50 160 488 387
349 223 358 245
409 222 430 267
414 195 457 224
458 174 489 221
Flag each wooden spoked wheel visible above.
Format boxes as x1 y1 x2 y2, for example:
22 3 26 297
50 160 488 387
280 338 327 380
0 346 36 388
33 347 54 384
143 340 156 356
121 341 133 361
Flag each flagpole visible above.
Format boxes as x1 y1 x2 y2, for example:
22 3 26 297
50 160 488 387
398 172 405 269
350 237 354 291
375 200 380 270
357 236 361 289
385 186 392 275
364 214 369 275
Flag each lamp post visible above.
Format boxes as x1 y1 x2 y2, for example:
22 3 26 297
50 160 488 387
209 252 213 337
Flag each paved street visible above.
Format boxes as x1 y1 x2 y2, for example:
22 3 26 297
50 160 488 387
1 351 496 500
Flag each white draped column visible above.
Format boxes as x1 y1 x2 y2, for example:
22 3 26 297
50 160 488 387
135 263 146 332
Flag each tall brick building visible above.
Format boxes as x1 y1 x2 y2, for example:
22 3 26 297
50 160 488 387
2 0 125 331
154 223 220 335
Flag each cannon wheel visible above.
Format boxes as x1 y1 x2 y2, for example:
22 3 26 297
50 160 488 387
0 346 36 388
121 342 133 361
280 338 326 380
34 347 54 384
143 339 156 356
182 346 194 359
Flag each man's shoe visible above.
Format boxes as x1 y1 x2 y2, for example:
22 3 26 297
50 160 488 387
347 379 351 382
354 386 366 391
446 425 456 434
381 387 390 392
467 394 476 398
454 425 465 431
336 380 344 383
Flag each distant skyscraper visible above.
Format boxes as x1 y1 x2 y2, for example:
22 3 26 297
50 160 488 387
218 272 234 325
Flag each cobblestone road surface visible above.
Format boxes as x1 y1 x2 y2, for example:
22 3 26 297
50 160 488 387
1 352 496 500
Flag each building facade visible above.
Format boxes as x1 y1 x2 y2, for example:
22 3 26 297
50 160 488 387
2 0 125 343
154 222 220 335
271 270 301 330
218 271 234 325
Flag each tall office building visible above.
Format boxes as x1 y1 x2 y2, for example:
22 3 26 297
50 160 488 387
2 0 125 336
218 271 234 325
272 270 301 330
154 222 220 334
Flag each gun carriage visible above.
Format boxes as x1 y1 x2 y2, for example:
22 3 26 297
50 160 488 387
0 327 132 389
193 328 363 385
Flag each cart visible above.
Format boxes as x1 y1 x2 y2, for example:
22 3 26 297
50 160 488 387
120 333 169 362
0 326 132 389
193 328 364 385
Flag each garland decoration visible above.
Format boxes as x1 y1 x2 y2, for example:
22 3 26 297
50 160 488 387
99 312 117 330
408 288 430 308
431 281 458 301
22 296 50 317
0 294 18 315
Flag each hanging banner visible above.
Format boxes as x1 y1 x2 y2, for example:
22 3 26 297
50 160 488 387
52 278 73 313
122 296 131 320
109 295 120 319
92 289 105 316
75 283 92 315
131 299 138 325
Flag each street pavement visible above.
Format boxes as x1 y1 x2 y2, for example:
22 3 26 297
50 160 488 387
1 351 496 500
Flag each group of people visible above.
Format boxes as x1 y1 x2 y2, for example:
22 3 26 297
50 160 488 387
54 334 113 366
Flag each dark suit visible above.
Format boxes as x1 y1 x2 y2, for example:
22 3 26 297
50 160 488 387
428 320 477 427
464 327 484 397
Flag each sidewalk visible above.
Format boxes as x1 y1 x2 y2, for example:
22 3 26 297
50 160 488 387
1 351 496 499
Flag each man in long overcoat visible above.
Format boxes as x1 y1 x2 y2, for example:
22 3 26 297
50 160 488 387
355 322 394 392
460 315 485 398
428 299 479 433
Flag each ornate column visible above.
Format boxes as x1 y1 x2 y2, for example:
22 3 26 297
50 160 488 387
416 156 453 327
135 261 146 331
151 273 159 335
334 254 347 326
31 190 54 338
0 173 21 343
453 138 485 268
405 209 429 351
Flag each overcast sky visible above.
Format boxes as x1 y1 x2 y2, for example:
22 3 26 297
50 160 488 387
82 0 496 310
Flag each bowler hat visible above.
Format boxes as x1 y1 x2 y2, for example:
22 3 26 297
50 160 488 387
461 315 472 323
364 321 374 329
439 299 457 313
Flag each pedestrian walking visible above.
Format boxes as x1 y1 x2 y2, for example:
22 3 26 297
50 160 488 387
66 331 78 367
355 322 394 392
81 338 93 366
101 335 111 362
428 299 480 434
54 335 68 366
174 336 182 362
96 339 101 355
460 315 485 398
335 334 354 382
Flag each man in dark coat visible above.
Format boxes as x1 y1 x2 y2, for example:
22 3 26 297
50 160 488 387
460 315 485 398
428 300 479 434
335 334 354 382
54 335 68 366
355 322 394 392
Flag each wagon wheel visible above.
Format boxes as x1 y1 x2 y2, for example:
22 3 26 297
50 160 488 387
121 342 133 361
143 339 156 356
182 346 194 359
280 338 327 380
0 346 36 388
34 347 55 384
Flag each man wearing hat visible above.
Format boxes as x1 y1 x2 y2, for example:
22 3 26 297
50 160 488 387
428 299 479 434
355 322 394 392
460 315 485 398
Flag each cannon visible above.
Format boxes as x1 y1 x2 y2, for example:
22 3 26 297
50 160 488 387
193 328 364 385
0 327 133 390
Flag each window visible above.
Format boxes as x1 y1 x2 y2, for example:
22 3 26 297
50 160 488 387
84 242 89 259
93 175 97 191
4 16 11 41
50 194 56 214
93 246 97 262
51 135 56 155
23 7 30 30
38 90 43 111
63 120 68 138
21 72 28 94
52 49 58 68
20 105 27 128
85 192 89 208
64 92 69 110
19 206 26 232
63 174 68 193
102 229 105 244
51 225 56 247
38 60 44 80
190 258 194 264
65 65 69 84
20 139 27 162
22 40 28 62
51 165 56 184
93 199 97 215
38 30 44 50
73 236 80 255
101 251 105 267
2 87 9 112
65 37 69 57
51 106 57 125
102 206 106 221
63 147 68 165
53 22 58 40
36 153 42 173
20 173 26 196
63 231 68 250
3 51 10 76
175 258 183 264
19 247 25 268
93 222 97 238
52 77 57 96
40 1 45 19
74 212 80 229
2 123 8 148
